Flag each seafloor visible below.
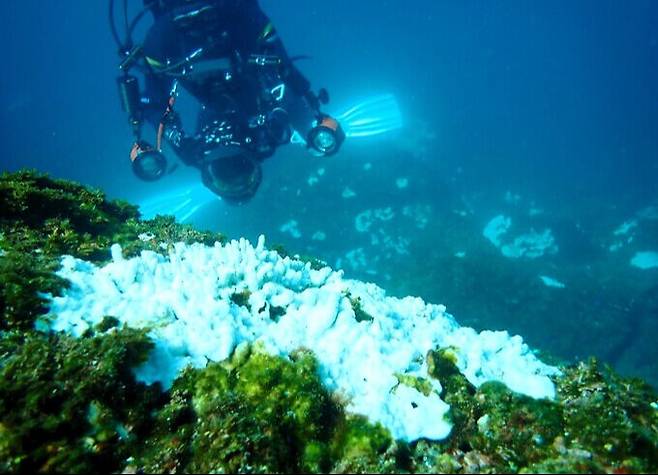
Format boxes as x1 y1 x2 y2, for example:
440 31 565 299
249 142 658 390
1 170 657 473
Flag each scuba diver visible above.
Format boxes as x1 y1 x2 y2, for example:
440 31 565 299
113 0 345 204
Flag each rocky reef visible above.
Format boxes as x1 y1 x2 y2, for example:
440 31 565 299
1 170 657 473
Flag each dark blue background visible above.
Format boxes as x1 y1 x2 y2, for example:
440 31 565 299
2 1 656 204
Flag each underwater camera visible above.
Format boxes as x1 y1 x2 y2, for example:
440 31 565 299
130 141 168 181
200 153 262 205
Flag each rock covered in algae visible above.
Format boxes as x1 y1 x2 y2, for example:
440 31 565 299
0 170 657 473
133 344 401 473
0 326 158 473
0 169 225 331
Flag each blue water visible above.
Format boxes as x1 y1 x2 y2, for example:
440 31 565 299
1 1 657 385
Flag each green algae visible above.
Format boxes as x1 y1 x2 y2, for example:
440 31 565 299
270 242 330 271
426 348 478 441
190 349 337 473
418 348 658 474
0 170 225 330
558 359 658 470
230 287 252 309
269 304 287 322
0 329 157 473
133 346 398 474
1 170 658 473
395 373 435 397
330 415 401 473
0 242 66 331
345 291 374 322
0 170 225 260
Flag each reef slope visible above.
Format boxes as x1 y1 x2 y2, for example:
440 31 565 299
1 170 657 473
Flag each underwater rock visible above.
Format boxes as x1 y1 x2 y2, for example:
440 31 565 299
1 170 657 473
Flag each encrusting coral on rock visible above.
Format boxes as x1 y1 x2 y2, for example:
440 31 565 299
1 170 657 473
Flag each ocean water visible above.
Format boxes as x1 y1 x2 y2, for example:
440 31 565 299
1 1 657 386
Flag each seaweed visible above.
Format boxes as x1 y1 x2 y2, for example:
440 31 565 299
270 242 329 271
0 170 225 330
415 349 658 473
134 346 399 474
345 291 374 322
0 329 158 473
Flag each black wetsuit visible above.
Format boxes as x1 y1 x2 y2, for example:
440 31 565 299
140 0 321 166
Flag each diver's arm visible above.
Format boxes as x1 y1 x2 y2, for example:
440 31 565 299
141 71 173 128
239 0 344 155
239 0 313 99
140 72 202 165
134 15 201 164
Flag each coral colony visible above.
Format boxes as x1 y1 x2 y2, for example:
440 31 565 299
483 215 558 259
46 235 558 442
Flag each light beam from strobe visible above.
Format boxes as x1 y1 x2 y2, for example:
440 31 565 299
137 182 219 223
334 93 403 138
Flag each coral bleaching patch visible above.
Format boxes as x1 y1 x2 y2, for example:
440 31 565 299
539 275 566 289
45 236 559 442
630 251 658 269
484 215 558 259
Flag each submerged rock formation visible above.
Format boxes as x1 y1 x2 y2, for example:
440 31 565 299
1 170 657 473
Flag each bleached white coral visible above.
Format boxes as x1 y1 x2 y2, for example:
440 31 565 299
484 215 558 259
45 236 559 442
